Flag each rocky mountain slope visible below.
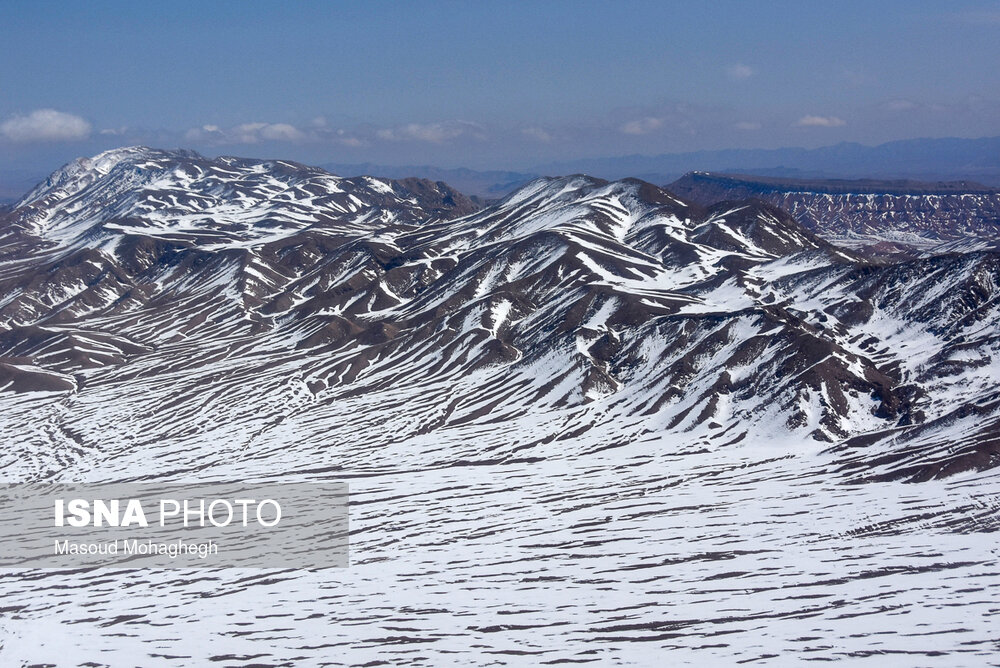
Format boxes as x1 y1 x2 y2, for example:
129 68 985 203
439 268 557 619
1 148 996 476
1 148 998 665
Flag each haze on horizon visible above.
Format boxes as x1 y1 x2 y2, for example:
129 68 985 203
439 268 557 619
1 0 998 180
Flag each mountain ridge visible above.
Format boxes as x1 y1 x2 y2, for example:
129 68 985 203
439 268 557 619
1 148 997 484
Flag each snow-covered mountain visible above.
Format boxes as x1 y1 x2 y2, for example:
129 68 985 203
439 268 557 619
1 148 998 665
2 147 996 476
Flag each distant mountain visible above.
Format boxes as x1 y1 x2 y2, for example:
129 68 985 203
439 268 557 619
0 168 47 201
321 161 537 199
668 172 1000 197
668 171 1000 254
538 136 1000 186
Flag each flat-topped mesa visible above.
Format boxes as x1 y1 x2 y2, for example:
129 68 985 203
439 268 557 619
669 171 1000 245
672 171 1000 197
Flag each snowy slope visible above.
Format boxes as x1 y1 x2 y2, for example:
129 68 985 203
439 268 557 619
0 149 998 666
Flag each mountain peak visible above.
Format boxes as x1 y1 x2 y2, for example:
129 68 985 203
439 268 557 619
10 148 479 249
18 146 201 208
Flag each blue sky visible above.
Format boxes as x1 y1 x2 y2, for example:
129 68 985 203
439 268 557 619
1 1 998 174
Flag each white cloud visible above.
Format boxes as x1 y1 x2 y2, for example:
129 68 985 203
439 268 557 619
1 109 91 142
521 127 552 142
794 115 846 127
256 123 305 141
333 129 366 148
376 121 484 143
620 116 664 135
727 63 754 80
184 122 305 144
734 121 761 131
184 124 224 141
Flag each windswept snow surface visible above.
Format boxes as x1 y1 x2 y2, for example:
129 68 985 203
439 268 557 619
0 149 998 666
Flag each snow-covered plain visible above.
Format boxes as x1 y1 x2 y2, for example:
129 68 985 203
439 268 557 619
0 440 997 666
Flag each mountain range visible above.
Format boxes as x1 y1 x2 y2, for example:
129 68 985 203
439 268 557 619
320 161 539 200
6 145 998 468
544 135 1000 187
1 147 998 665
330 136 1000 199
4 135 998 204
